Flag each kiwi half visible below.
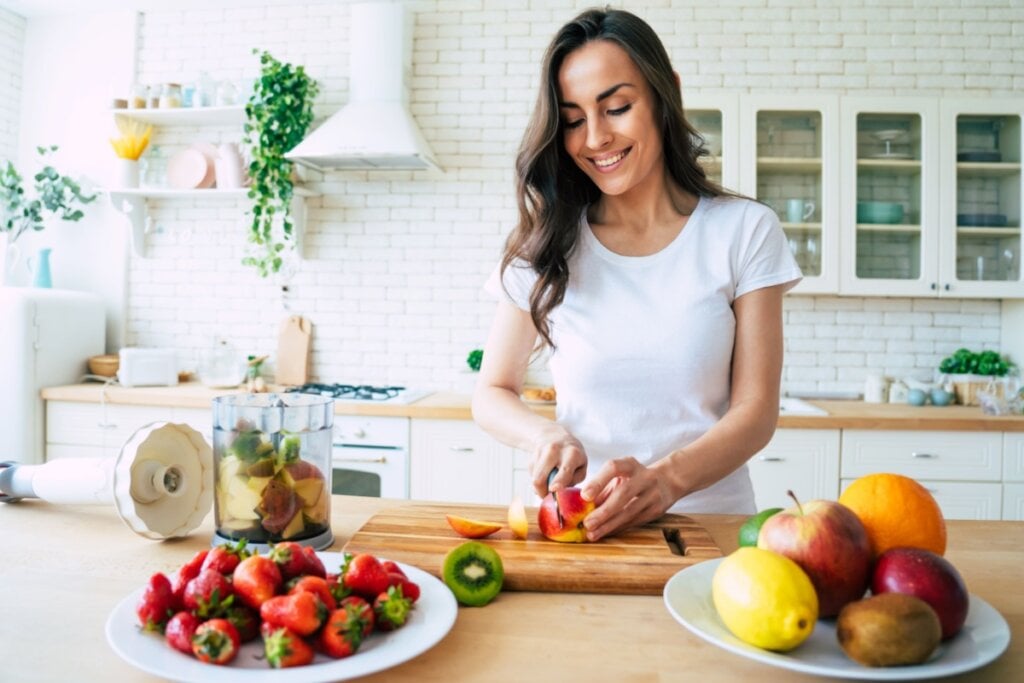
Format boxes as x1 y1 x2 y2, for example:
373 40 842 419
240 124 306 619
442 541 504 606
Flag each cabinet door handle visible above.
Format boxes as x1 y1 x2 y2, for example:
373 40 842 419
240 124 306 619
758 455 784 462
912 452 937 459
334 456 388 464
944 284 951 291
930 282 937 290
449 446 475 453
97 422 117 430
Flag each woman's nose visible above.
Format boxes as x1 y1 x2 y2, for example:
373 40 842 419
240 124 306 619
586 120 612 150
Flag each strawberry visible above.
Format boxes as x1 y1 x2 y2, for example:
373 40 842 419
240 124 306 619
191 618 241 665
201 539 250 576
224 604 261 643
317 603 368 659
386 572 421 604
301 546 327 577
373 585 413 631
232 555 282 610
287 575 337 611
380 560 406 578
183 569 234 618
172 549 208 605
338 595 375 638
164 611 201 655
260 591 327 637
342 553 390 599
269 541 317 581
261 623 315 668
136 572 176 633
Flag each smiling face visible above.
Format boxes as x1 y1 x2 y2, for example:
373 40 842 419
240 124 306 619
557 39 665 199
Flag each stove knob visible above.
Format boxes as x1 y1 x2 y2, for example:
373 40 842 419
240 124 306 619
353 428 366 439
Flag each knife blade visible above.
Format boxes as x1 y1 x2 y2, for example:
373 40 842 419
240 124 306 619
547 467 564 528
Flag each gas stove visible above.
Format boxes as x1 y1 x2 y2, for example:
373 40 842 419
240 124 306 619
285 383 433 405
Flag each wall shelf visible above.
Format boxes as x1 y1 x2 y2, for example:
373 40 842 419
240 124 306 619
109 105 246 126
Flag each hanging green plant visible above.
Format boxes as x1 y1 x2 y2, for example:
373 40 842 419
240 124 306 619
242 50 320 277
1 145 96 243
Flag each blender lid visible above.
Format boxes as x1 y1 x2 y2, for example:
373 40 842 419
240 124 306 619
112 422 213 540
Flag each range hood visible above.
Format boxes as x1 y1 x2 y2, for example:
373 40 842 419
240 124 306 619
286 2 442 172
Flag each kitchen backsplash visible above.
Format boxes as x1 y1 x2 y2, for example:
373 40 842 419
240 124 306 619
8 0 1020 397
0 6 24 163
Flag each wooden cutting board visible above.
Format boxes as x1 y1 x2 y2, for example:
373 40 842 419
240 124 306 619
276 315 312 386
342 502 722 595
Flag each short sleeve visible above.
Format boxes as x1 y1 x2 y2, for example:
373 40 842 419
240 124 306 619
483 259 537 311
734 205 803 298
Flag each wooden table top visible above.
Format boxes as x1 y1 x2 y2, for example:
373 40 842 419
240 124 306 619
0 495 1019 682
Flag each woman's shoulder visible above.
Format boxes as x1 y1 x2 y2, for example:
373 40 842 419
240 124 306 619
703 194 777 223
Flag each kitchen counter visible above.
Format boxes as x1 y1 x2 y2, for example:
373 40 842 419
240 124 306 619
0 496 1019 682
41 383 1024 430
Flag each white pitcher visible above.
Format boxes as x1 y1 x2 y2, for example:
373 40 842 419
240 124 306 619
214 143 245 189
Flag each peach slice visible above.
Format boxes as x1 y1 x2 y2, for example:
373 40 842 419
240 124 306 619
508 496 529 539
445 514 503 539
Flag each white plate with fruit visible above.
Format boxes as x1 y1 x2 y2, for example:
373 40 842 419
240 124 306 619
664 557 1009 679
106 551 457 682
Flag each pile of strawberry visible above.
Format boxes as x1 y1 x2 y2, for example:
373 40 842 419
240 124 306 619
136 540 420 668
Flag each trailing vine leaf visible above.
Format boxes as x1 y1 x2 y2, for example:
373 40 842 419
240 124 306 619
0 146 96 242
242 50 319 277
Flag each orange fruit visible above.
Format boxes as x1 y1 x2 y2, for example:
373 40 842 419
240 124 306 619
838 473 946 557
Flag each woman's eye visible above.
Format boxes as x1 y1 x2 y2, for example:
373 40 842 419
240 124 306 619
608 104 632 116
563 119 585 130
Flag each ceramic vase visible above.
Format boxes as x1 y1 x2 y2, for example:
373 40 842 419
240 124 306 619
0 232 20 286
113 158 140 189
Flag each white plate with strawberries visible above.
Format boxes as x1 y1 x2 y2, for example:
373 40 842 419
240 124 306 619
663 558 1011 681
106 551 457 682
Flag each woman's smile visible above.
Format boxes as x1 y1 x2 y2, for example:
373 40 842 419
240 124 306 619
591 148 631 171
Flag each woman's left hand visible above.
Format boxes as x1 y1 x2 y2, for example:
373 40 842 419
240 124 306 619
579 457 678 541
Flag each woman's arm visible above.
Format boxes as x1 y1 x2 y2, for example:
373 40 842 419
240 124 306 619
471 299 588 494
580 282 787 539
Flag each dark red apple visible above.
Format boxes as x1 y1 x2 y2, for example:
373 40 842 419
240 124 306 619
538 488 595 543
757 490 872 617
872 546 969 640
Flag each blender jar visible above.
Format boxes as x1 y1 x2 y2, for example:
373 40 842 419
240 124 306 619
212 393 334 549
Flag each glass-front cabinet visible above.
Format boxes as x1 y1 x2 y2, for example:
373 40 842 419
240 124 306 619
740 95 839 294
685 93 739 194
938 100 1023 298
840 99 940 296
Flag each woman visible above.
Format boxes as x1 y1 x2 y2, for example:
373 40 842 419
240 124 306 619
472 8 801 540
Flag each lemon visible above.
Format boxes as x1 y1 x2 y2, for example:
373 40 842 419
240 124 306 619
711 547 818 652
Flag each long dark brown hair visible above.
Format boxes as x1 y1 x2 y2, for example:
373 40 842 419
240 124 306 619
502 7 731 349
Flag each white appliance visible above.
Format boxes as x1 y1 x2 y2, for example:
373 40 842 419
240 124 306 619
331 416 411 499
117 347 179 387
0 288 105 464
285 1 442 172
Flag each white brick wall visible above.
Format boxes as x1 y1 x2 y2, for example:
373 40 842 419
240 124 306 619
118 0 1022 395
0 7 25 162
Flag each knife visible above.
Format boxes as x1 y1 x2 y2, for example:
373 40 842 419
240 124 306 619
547 467 564 528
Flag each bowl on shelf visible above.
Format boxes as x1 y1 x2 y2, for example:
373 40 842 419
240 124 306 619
88 354 120 377
856 201 904 224
957 213 1008 227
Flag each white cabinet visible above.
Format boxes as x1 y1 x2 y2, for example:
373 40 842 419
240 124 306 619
841 429 1004 520
686 93 740 193
46 401 211 460
1004 433 1024 520
739 94 841 294
410 419 514 505
747 429 841 510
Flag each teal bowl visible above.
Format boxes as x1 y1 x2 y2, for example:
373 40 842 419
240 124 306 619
857 201 904 224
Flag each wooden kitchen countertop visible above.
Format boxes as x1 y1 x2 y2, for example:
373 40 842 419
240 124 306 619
0 495 1018 682
42 382 1024 430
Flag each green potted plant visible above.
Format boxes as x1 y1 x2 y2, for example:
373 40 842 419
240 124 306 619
0 146 96 284
242 50 320 277
938 348 1014 405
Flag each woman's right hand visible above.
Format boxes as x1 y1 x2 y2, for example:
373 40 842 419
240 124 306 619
530 426 588 497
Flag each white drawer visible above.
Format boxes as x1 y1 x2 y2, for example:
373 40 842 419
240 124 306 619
840 430 1002 481
173 407 213 442
102 405 175 445
1003 434 1024 482
749 429 841 510
1003 484 1024 521
334 415 409 448
45 443 114 461
46 402 107 446
841 478 1002 521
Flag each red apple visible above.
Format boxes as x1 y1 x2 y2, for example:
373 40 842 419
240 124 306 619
538 488 594 543
757 490 872 618
872 546 969 640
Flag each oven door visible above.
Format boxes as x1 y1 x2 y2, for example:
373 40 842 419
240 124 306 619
331 444 409 499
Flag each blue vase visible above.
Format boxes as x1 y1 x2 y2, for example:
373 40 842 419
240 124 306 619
30 247 53 288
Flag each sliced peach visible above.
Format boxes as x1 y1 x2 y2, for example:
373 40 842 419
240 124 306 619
508 496 529 539
445 514 503 539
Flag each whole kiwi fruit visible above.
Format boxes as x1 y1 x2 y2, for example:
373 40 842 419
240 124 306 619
442 541 504 606
836 593 942 667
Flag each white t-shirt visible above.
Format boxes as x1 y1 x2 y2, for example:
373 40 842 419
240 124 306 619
485 195 802 514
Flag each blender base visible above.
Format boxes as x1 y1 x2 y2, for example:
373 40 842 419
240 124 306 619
211 527 335 552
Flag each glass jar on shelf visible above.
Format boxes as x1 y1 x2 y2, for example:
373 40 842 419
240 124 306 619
158 83 182 108
128 83 147 109
141 145 167 188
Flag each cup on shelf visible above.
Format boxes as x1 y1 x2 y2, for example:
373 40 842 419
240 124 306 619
786 199 815 223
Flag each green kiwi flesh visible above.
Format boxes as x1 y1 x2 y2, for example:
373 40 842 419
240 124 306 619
442 541 504 606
